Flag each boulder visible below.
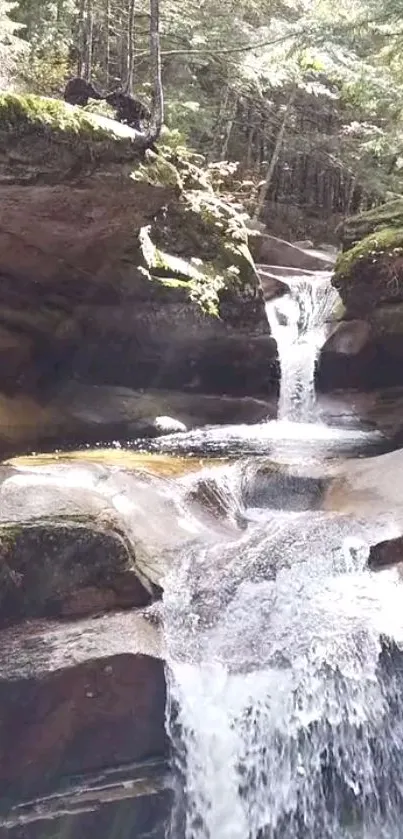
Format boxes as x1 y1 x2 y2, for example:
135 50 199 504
256 266 294 301
318 321 375 390
0 612 166 801
249 232 335 270
323 447 403 521
368 534 403 571
321 320 372 356
329 200 403 389
0 519 152 625
0 93 277 456
291 239 314 249
0 453 250 606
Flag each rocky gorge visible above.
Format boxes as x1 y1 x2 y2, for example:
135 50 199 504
3 89 403 839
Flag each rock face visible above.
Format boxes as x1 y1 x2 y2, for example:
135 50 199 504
0 456 194 837
0 93 276 455
323 200 403 390
0 619 166 799
0 450 263 836
0 382 275 456
368 534 403 571
0 613 170 839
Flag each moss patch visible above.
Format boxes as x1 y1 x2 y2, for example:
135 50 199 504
138 189 258 315
335 226 403 281
0 92 145 184
0 92 115 141
338 199 403 251
333 223 403 316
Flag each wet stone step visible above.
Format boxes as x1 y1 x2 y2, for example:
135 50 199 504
0 612 167 802
0 760 172 839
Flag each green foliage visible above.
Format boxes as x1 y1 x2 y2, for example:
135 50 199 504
18 45 71 94
0 0 26 86
6 0 403 234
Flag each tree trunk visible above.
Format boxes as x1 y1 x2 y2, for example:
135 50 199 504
253 88 296 222
76 0 85 76
147 0 164 144
105 0 111 87
211 86 230 160
125 0 136 93
220 96 237 159
84 0 94 81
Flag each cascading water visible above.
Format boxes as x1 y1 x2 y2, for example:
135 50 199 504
265 273 339 421
162 267 403 839
164 512 403 839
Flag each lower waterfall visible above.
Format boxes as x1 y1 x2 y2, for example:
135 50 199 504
163 510 403 839
162 270 403 839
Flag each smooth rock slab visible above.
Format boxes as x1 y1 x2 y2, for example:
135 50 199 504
0 612 166 800
0 777 172 839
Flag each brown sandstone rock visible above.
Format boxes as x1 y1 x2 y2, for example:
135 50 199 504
0 94 276 458
0 612 166 800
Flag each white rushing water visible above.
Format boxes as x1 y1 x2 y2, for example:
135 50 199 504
162 267 403 839
265 273 339 422
164 511 403 839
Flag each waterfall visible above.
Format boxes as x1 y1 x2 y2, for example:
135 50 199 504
161 267 403 839
164 509 403 839
265 273 339 422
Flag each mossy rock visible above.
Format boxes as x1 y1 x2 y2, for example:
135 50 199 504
338 199 403 251
334 225 403 315
0 519 151 626
0 92 145 183
0 92 274 406
138 188 262 316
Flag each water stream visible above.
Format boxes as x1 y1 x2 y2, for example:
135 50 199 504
162 271 403 839
265 273 339 422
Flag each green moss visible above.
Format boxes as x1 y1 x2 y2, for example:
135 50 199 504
139 223 226 314
0 92 112 139
131 155 182 189
339 199 403 251
0 523 22 549
0 93 145 180
335 226 403 281
349 199 403 229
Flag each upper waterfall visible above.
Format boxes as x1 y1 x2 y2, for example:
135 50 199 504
265 273 339 422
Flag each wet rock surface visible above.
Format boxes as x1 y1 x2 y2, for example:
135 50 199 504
330 200 403 389
0 773 172 839
0 455 186 837
0 614 168 837
0 94 277 457
0 475 169 835
249 232 335 271
0 521 151 625
0 383 277 457
368 534 403 571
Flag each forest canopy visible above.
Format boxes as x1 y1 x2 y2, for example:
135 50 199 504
3 0 403 239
